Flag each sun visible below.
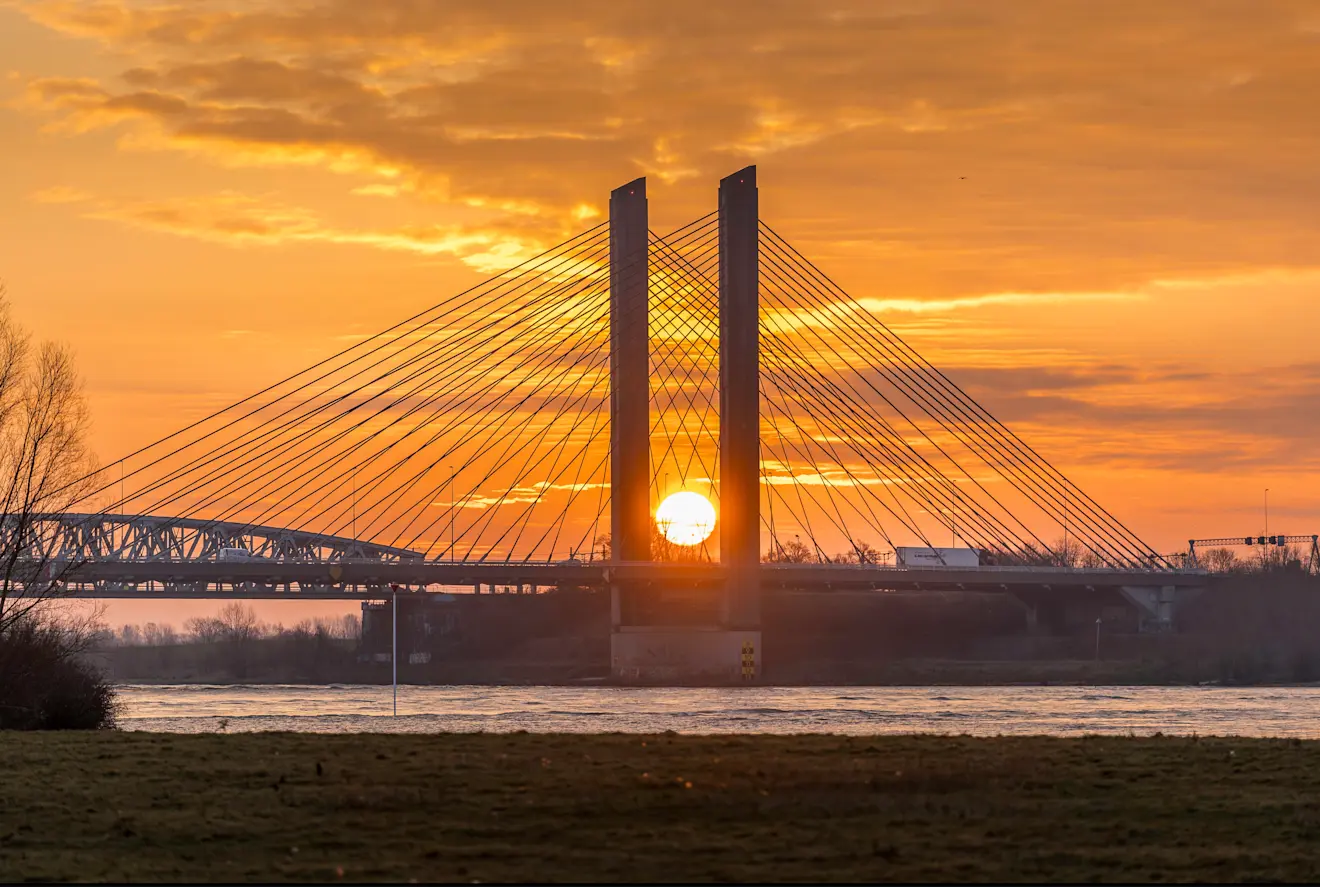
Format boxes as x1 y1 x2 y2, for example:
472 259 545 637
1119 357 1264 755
655 491 717 546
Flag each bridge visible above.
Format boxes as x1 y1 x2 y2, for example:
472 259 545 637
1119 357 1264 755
13 166 1204 677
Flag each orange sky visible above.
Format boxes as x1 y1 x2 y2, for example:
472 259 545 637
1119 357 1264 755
3 0 1320 626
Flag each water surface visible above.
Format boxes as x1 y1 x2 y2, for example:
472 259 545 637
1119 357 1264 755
118 684 1320 737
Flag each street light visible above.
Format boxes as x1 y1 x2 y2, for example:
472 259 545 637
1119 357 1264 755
390 583 400 716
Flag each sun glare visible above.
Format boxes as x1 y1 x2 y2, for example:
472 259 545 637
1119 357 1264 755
655 491 717 546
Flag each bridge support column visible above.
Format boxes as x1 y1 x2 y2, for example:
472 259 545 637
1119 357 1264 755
719 165 761 633
609 177 650 629
1120 585 1201 632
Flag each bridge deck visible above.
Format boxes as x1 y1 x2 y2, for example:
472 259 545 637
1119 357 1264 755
40 560 1208 599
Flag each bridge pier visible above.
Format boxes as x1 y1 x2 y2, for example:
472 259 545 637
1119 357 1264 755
1008 580 1207 637
1120 585 1203 632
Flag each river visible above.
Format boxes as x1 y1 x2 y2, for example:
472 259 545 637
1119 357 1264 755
117 684 1320 736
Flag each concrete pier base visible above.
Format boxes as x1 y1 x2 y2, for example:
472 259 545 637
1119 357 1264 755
1120 585 1203 632
611 627 761 684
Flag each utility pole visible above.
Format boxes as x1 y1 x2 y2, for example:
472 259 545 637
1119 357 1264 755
391 584 399 716
1064 493 1069 561
1265 488 1270 538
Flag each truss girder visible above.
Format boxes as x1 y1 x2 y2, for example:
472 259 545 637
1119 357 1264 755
24 513 422 565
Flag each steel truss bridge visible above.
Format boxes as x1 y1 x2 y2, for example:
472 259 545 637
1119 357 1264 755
35 513 421 564
16 166 1203 608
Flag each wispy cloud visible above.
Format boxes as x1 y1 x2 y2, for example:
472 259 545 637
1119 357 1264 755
29 188 553 271
29 184 93 203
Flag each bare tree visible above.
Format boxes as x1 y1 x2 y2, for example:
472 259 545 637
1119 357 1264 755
834 540 884 564
141 622 178 646
0 285 99 638
195 603 265 679
215 602 263 642
184 615 225 644
764 537 814 563
325 614 360 640
1200 547 1240 573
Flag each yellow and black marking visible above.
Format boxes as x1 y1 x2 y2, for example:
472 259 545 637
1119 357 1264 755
740 641 756 680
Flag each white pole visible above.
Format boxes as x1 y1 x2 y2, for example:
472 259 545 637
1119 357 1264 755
392 590 398 717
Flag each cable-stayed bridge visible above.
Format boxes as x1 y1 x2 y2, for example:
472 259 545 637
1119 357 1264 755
21 168 1201 638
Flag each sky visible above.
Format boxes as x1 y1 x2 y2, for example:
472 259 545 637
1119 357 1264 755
3 0 1320 626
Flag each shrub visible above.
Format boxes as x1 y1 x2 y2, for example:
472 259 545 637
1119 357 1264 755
0 614 119 730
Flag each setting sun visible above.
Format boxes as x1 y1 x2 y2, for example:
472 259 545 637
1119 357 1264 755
655 491 717 546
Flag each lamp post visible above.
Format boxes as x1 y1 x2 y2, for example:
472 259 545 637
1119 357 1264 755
1094 617 1102 661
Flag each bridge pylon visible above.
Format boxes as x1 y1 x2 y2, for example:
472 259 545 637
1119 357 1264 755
607 177 651 636
718 165 761 630
609 167 763 684
608 180 651 561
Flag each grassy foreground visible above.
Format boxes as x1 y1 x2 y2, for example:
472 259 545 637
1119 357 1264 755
3 732 1319 882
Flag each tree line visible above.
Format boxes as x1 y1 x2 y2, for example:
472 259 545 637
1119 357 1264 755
100 604 360 648
101 603 364 682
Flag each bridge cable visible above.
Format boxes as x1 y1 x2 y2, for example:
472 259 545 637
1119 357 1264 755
760 222 1160 567
69 221 611 507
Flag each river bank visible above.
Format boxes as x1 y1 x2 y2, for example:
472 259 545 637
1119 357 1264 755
4 732 1319 881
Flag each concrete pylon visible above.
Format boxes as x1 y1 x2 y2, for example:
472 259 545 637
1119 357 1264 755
609 178 650 567
608 178 649 630
608 170 763 684
718 166 761 629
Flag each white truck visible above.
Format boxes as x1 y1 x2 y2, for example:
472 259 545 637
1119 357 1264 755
895 546 980 568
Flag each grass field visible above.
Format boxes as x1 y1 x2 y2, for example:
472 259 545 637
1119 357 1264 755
3 732 1319 882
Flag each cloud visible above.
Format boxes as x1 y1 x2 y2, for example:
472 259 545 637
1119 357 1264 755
30 185 92 203
761 291 1142 337
37 189 572 271
11 0 1320 293
350 184 404 198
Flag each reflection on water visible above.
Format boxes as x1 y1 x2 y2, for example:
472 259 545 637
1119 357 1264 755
118 684 1320 737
